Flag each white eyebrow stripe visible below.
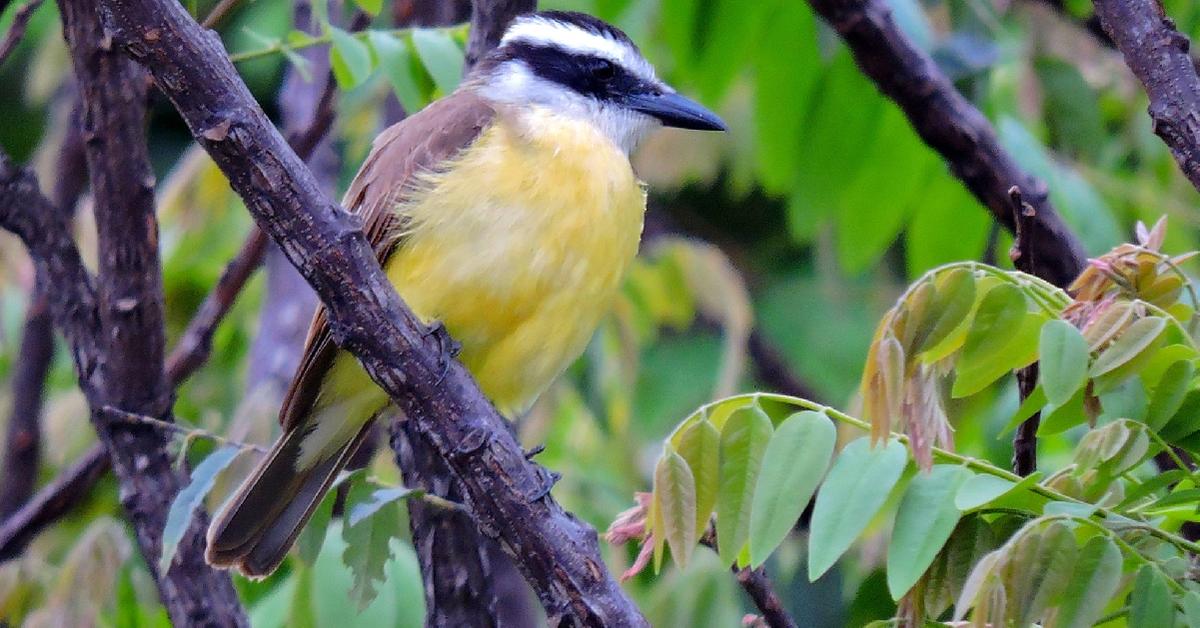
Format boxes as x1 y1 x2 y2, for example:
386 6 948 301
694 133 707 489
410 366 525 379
501 17 656 81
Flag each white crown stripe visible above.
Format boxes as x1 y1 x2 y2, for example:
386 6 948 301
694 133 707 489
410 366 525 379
500 17 656 82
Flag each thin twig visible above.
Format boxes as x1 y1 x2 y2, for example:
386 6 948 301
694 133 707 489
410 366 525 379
700 529 798 628
199 0 242 28
0 0 44 68
1009 186 1041 476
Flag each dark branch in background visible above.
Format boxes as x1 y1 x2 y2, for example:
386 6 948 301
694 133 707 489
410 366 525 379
0 0 43 67
700 530 796 628
0 89 86 520
465 0 533 68
1093 0 1200 194
388 2 539 626
58 0 247 623
1009 187 1042 476
99 0 646 624
0 42 343 560
806 0 1087 289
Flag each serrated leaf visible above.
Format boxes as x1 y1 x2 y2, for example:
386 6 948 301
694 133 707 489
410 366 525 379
676 420 720 536
347 486 420 527
808 438 908 580
748 411 836 567
161 445 243 574
716 406 773 566
369 31 426 114
887 464 971 599
916 267 976 357
329 27 373 89
1146 359 1195 431
341 476 402 610
656 449 698 567
1091 316 1166 377
1048 536 1122 628
1040 320 1090 406
411 29 463 93
1129 565 1173 628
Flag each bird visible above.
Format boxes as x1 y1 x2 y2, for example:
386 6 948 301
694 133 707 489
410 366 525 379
205 10 726 578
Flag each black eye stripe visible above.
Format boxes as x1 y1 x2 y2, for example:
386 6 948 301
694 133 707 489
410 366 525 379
503 42 646 101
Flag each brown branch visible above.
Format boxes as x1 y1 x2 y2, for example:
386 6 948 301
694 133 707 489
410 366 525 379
700 530 797 628
99 0 645 623
1009 187 1042 476
1093 0 1200 194
465 0 534 69
0 46 343 562
58 0 247 622
806 0 1087 288
0 0 44 67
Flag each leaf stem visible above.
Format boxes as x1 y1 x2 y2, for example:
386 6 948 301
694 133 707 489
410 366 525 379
697 392 1200 558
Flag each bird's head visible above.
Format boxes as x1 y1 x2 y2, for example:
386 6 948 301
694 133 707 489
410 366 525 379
471 11 726 154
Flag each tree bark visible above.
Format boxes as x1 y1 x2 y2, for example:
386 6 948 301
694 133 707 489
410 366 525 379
97 0 646 623
1093 0 1200 194
58 1 248 624
806 0 1087 288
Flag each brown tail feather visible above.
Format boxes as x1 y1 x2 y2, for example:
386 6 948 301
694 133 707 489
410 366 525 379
205 421 373 578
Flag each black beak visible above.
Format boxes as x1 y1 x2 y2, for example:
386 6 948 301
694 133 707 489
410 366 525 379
626 91 727 132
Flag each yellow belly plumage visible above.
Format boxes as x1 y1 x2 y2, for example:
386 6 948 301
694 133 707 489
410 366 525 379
297 107 646 467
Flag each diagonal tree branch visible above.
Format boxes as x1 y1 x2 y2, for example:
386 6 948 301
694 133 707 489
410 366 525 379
1092 0 1200 194
97 0 646 624
806 0 1088 289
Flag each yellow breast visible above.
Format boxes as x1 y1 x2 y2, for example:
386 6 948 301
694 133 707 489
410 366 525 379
386 106 647 415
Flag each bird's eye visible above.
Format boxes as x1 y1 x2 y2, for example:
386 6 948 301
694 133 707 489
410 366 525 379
594 60 616 82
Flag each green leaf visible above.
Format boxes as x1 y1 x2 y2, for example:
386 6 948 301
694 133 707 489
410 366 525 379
1129 565 1173 628
296 489 337 566
953 548 1002 621
954 474 1017 511
329 27 373 89
341 476 403 610
1002 384 1048 436
1091 316 1167 377
677 419 720 536
1117 469 1186 509
808 438 908 580
915 267 976 357
656 449 698 567
1040 319 1090 406
348 485 421 527
1048 536 1122 628
716 406 773 566
953 311 1043 398
352 0 382 16
887 464 971 599
1006 521 1076 626
1181 591 1200 627
369 31 426 114
161 445 243 574
1146 359 1195 431
960 283 1026 366
411 28 463 94
748 411 836 567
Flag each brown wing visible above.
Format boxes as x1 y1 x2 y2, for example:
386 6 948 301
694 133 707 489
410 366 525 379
278 91 496 430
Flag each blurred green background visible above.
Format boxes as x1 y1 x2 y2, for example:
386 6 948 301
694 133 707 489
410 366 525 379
1 0 1198 625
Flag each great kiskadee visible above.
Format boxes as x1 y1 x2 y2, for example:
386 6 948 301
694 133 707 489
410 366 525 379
206 10 726 577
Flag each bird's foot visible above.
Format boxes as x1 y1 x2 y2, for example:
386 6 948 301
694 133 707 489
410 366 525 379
424 320 460 385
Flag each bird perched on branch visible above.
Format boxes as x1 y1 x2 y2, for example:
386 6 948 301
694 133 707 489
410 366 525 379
206 10 725 577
